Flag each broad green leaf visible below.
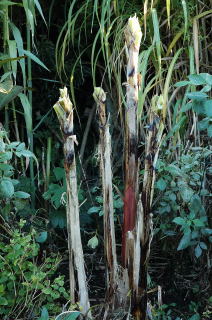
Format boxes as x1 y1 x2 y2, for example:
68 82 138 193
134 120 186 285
181 102 192 112
199 242 207 250
186 91 208 101
0 297 8 305
88 206 101 214
208 124 212 137
198 118 209 131
23 50 49 71
54 167 65 181
194 245 202 258
19 150 34 157
14 191 30 199
87 235 98 249
193 219 205 227
188 74 206 85
0 179 14 198
173 217 186 226
189 314 200 320
178 181 193 202
156 178 167 191
192 100 205 114
201 85 211 93
16 142 26 152
36 231 47 243
63 312 81 320
0 151 12 161
203 99 212 117
177 231 191 250
38 306 49 320
166 164 183 177
0 163 13 172
199 73 212 85
175 80 190 87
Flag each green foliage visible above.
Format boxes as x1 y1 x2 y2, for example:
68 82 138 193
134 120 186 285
175 73 212 137
0 130 36 219
154 148 211 257
0 220 69 318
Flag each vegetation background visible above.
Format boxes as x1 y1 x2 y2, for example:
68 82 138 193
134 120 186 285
0 0 211 319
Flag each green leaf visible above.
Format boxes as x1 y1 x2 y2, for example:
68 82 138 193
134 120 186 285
0 297 8 305
23 50 49 71
177 230 191 250
18 93 32 133
188 74 206 85
36 231 48 243
0 85 23 110
156 178 167 191
54 167 65 181
87 206 101 214
178 181 193 202
189 314 200 320
14 191 30 199
62 312 81 320
207 124 212 137
181 102 192 112
0 179 14 198
194 245 202 258
19 150 34 157
204 99 212 117
193 219 205 227
201 85 211 93
38 307 49 320
186 91 208 101
166 164 183 177
0 163 13 172
199 73 212 85
173 217 186 226
199 242 207 250
0 1 19 6
192 100 205 114
87 235 98 249
198 118 209 131
175 80 190 87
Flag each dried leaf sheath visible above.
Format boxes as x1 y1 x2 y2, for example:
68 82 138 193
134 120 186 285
122 16 142 267
53 88 90 316
93 88 118 310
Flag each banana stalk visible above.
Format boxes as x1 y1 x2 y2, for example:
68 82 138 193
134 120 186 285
53 88 91 317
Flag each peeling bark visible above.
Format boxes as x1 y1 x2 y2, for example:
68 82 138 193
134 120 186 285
53 88 91 317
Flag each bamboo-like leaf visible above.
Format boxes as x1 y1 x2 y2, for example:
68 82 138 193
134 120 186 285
18 93 32 134
23 49 49 71
166 30 183 56
22 0 34 38
0 79 13 93
9 22 26 85
152 9 161 74
33 0 47 26
0 85 23 109
163 48 183 119
8 40 17 81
